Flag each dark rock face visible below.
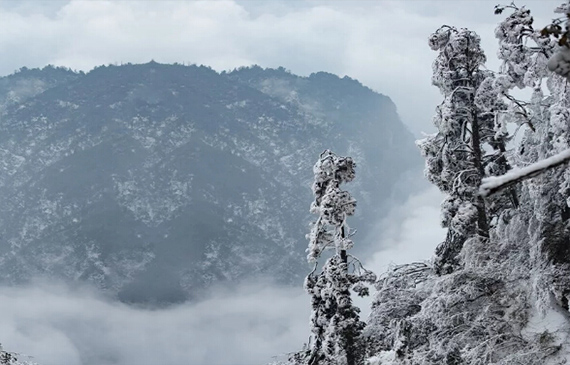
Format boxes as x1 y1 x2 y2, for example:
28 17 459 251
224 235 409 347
0 63 420 304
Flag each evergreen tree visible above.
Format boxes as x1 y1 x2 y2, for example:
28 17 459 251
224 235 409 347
492 2 570 312
302 150 375 365
418 26 515 274
364 5 570 364
287 4 570 365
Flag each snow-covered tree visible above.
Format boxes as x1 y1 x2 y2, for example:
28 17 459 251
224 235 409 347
284 4 570 365
0 344 36 365
364 263 432 358
545 2 570 79
491 2 570 313
299 150 375 365
480 148 570 196
418 26 517 274
362 4 570 364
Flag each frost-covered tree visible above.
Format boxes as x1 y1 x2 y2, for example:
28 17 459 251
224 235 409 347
363 263 432 358
545 2 570 79
0 344 36 365
418 26 516 274
362 4 570 365
281 4 570 365
480 149 570 196
489 1 570 313
298 150 375 365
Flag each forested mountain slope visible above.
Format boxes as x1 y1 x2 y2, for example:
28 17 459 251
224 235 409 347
0 63 420 304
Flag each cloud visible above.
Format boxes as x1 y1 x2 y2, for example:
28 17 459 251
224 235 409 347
0 0 561 136
0 280 309 365
364 187 444 274
355 187 445 318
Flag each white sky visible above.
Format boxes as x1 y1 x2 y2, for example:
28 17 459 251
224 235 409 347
0 0 561 135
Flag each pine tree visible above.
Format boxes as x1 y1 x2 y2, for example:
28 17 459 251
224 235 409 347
361 4 570 364
491 2 570 312
303 150 375 365
418 26 515 274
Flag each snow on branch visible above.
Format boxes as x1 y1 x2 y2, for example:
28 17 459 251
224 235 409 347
479 148 570 197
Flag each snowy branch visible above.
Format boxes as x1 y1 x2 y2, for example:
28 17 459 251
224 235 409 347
479 148 570 197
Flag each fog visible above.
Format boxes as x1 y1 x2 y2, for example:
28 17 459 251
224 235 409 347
357 187 444 318
0 281 309 365
364 187 444 276
0 187 443 365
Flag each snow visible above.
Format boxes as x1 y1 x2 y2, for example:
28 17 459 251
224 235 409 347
547 2 570 80
303 150 374 364
0 343 37 365
548 47 570 79
479 148 570 197
114 172 193 226
366 351 395 365
522 294 570 364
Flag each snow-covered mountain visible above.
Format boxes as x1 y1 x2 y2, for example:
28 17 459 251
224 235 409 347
0 63 420 304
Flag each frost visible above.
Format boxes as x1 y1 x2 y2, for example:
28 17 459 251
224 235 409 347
480 148 570 197
547 47 570 78
0 343 37 365
297 150 375 365
366 351 395 365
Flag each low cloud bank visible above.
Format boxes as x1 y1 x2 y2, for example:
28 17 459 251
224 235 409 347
0 281 309 365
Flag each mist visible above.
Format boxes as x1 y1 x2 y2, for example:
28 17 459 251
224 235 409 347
0 187 444 365
364 187 444 275
0 281 308 365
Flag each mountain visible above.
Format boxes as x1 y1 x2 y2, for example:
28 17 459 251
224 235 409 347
0 63 421 304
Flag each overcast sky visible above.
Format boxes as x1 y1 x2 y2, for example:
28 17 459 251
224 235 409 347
0 0 561 135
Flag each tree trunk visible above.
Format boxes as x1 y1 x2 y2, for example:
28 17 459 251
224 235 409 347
339 226 355 365
471 109 490 238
